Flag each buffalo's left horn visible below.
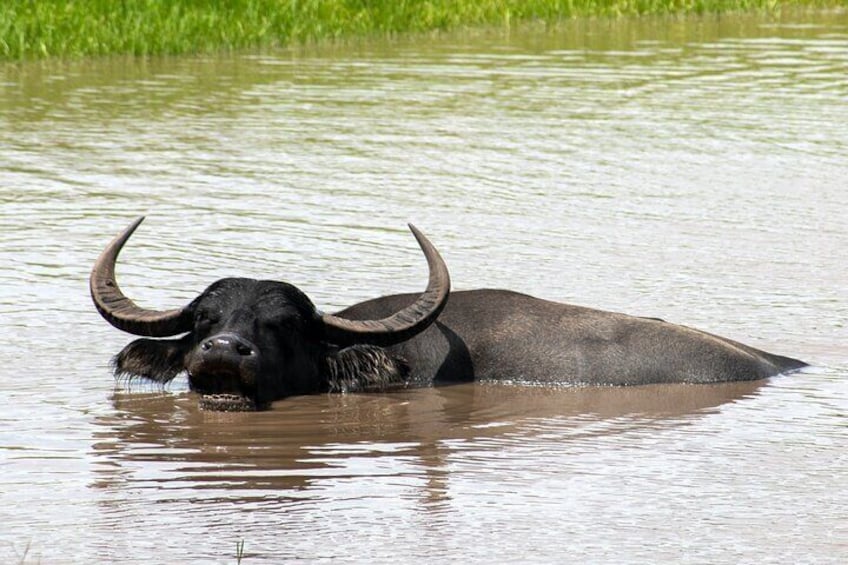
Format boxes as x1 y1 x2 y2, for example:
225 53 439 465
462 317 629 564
321 224 451 347
90 216 193 337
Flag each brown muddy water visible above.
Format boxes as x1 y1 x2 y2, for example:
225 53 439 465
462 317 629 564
1 10 847 564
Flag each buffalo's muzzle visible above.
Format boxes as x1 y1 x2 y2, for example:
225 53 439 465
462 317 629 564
187 333 260 407
200 333 256 358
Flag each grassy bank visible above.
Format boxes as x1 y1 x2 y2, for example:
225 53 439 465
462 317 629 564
0 0 841 60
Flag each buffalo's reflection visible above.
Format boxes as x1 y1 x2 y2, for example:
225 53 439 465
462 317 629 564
91 380 765 499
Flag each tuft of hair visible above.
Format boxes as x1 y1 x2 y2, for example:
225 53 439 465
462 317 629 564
111 337 188 384
326 344 410 393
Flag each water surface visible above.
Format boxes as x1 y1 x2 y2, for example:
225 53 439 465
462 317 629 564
1 10 847 564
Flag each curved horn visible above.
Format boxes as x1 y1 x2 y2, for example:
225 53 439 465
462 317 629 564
90 216 193 337
321 224 451 347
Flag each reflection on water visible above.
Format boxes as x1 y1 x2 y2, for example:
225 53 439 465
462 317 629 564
94 381 764 493
87 381 770 562
2 9 848 564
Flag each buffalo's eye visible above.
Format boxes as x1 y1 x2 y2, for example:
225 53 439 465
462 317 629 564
195 309 220 326
259 316 284 334
259 310 294 329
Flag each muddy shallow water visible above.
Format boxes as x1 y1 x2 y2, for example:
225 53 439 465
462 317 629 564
1 10 847 564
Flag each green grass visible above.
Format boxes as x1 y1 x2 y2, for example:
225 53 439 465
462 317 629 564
0 0 842 60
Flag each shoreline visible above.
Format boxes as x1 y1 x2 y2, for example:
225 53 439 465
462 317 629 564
1 1 842 61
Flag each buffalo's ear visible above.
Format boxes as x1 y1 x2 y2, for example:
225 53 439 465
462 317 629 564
325 344 410 393
112 335 192 383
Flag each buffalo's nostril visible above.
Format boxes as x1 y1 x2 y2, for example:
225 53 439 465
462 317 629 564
200 334 255 357
236 343 254 356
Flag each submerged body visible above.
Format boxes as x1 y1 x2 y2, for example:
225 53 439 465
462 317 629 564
340 289 806 387
91 218 806 410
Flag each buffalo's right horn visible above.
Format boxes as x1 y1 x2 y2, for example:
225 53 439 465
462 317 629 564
90 216 193 337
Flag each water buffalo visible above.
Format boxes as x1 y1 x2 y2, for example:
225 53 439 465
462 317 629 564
91 217 806 411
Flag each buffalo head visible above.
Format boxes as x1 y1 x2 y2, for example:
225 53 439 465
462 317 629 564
91 217 450 410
